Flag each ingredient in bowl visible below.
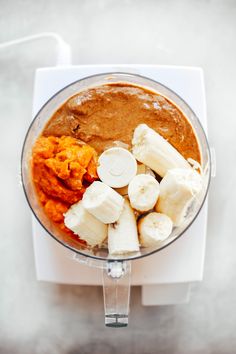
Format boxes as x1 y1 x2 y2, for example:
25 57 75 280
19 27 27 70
128 174 160 212
44 198 69 223
132 124 191 177
82 181 124 224
138 212 173 247
44 84 201 164
115 163 155 197
155 168 202 226
64 201 107 246
108 199 140 255
32 136 98 199
32 136 98 238
97 147 137 188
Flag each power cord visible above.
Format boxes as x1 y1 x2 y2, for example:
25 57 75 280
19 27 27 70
0 32 72 66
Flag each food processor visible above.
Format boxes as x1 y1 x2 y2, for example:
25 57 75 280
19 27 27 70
21 72 211 327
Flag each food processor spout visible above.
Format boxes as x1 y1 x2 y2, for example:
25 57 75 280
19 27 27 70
102 260 131 327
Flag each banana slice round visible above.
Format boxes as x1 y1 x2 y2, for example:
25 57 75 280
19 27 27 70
97 147 137 188
138 212 173 247
128 174 160 212
82 181 124 224
64 201 108 246
115 163 155 196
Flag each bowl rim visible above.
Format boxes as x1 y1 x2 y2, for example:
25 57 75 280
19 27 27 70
21 71 211 262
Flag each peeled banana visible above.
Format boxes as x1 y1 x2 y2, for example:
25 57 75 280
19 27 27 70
138 212 173 247
128 174 160 212
97 147 137 188
82 181 124 224
132 124 191 177
155 168 202 226
108 199 140 255
115 163 155 196
64 201 108 246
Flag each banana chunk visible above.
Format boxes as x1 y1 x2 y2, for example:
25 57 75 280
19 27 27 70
132 124 191 177
108 199 140 255
156 168 202 226
138 212 173 247
128 174 160 212
64 201 107 246
82 181 124 224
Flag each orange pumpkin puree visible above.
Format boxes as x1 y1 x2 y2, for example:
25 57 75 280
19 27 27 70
32 136 98 242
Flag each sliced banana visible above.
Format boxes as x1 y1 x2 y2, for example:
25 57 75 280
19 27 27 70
64 201 107 246
132 124 191 177
97 147 137 188
156 168 202 226
115 163 155 196
82 181 124 224
138 212 173 247
108 199 140 255
128 174 160 212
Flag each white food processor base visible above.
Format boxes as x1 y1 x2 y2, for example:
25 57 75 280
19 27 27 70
32 65 208 306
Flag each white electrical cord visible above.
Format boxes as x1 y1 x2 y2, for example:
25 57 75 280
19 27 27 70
0 32 72 66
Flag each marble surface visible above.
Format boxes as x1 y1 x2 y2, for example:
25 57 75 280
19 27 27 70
0 0 235 353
